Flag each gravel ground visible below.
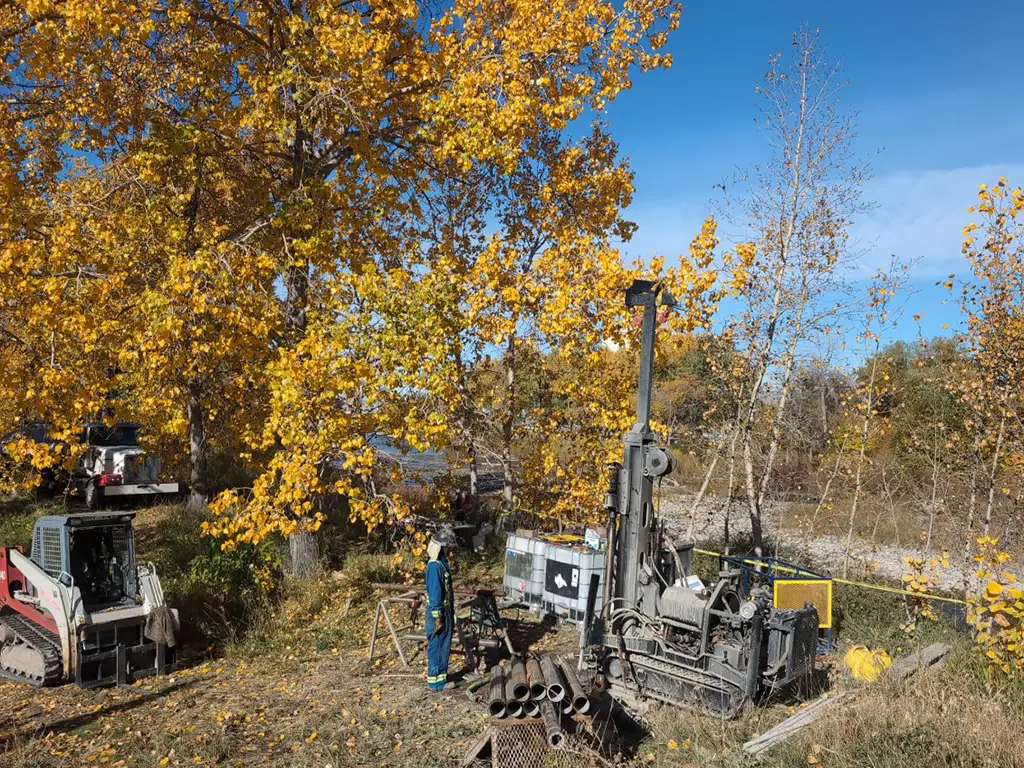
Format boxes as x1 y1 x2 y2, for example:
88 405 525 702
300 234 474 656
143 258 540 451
657 494 978 592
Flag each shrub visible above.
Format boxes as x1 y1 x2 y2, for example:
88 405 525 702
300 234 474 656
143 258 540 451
173 539 281 644
899 551 948 632
968 536 1023 674
140 504 282 645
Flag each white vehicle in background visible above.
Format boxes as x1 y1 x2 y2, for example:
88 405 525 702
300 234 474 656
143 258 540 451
73 423 179 509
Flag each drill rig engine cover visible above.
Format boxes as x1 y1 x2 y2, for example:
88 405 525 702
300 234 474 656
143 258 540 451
582 280 819 716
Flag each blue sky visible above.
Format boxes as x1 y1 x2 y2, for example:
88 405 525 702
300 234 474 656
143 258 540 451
602 1 1024 344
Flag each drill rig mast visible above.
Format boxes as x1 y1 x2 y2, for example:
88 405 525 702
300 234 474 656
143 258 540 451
586 279 818 715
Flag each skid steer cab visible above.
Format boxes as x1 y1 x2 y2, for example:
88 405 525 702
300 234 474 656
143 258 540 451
0 511 178 688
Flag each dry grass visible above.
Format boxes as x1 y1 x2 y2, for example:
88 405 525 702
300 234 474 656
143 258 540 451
639 641 1024 768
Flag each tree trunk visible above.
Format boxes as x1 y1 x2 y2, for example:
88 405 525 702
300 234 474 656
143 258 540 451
924 428 940 554
468 447 479 499
962 465 979 594
754 304 806 514
283 112 317 577
687 383 744 541
283 262 308 341
187 386 208 511
501 337 516 512
454 341 480 506
842 355 878 578
738 40 812 558
283 252 317 575
183 173 206 513
809 435 846 535
683 432 723 541
722 426 740 555
288 531 319 578
819 386 829 441
982 415 1005 538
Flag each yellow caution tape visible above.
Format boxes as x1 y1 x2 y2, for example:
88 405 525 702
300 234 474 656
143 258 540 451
692 547 968 606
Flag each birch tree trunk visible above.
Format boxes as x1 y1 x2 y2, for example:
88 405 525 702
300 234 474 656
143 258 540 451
982 415 1006 537
729 28 864 557
842 354 878 578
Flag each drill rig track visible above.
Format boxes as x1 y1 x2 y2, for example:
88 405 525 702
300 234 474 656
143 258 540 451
0 613 64 686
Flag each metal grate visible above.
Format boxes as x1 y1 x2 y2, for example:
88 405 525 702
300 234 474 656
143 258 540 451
506 551 535 581
40 527 63 576
110 526 128 559
470 718 616 768
788 609 820 680
774 579 832 628
492 720 553 768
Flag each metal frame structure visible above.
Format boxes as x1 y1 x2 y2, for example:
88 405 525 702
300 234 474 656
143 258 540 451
368 588 515 670
721 555 834 651
368 590 424 668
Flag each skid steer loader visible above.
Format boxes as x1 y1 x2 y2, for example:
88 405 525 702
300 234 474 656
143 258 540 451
0 511 177 687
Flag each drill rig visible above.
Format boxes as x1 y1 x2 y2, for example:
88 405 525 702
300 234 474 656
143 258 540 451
583 280 818 716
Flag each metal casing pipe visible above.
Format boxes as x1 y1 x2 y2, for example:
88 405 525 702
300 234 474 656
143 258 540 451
540 700 565 749
526 658 546 700
488 665 506 718
601 464 620 613
745 612 764 700
540 655 565 702
504 677 523 717
558 658 591 714
510 659 530 702
523 699 539 718
561 696 574 715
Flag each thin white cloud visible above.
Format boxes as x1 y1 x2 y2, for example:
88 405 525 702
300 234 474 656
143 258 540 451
853 164 1024 277
621 164 1024 279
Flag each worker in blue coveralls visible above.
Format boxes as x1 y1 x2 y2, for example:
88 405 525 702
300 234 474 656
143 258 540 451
425 527 457 692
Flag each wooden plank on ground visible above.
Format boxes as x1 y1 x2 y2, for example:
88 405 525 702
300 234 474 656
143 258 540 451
743 643 951 757
886 642 950 681
460 729 492 767
742 692 855 756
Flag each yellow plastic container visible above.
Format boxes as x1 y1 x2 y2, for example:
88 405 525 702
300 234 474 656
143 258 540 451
843 645 893 681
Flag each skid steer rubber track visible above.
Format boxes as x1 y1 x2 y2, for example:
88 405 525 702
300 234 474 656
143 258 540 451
0 613 63 686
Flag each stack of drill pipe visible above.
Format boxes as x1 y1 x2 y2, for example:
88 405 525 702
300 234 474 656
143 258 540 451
487 665 506 718
526 657 547 700
539 699 566 749
523 699 540 717
557 657 592 715
510 659 530 702
504 676 523 718
540 655 566 703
